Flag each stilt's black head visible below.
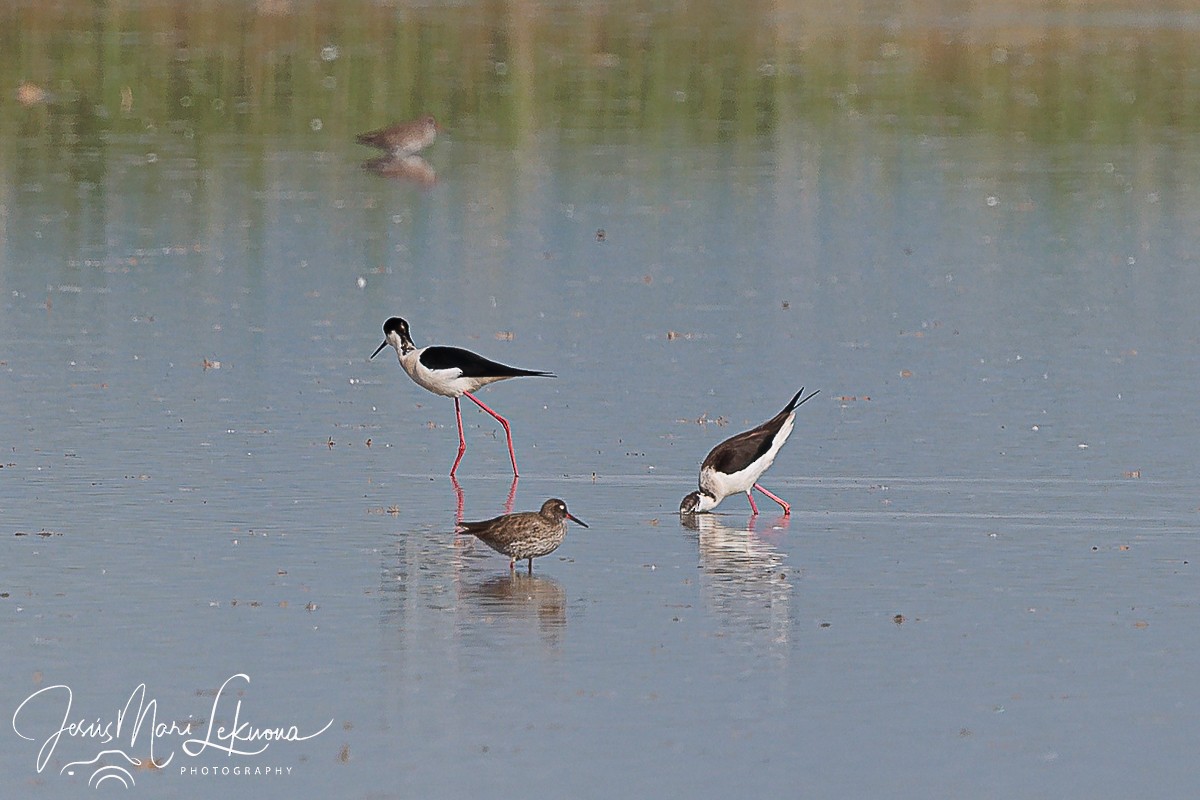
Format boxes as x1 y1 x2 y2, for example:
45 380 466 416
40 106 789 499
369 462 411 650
680 490 717 514
382 317 409 338
371 317 414 359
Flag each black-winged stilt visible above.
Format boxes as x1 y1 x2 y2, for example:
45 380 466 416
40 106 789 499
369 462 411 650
371 317 553 477
679 388 819 516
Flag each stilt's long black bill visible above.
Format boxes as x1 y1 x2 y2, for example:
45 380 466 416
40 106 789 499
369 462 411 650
370 340 388 359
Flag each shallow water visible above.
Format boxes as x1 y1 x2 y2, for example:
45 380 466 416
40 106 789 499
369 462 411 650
5 2 1200 798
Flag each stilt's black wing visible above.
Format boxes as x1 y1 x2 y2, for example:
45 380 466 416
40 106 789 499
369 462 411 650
703 426 778 475
419 346 554 379
702 389 817 474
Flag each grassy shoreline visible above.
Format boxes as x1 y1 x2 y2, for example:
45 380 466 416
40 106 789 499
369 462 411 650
4 1 1200 147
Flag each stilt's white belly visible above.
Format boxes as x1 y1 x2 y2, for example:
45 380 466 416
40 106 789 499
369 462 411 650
399 352 502 398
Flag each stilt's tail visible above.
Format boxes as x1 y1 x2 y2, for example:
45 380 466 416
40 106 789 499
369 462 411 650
783 387 820 414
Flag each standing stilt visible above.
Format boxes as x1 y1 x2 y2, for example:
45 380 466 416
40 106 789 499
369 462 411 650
370 316 553 478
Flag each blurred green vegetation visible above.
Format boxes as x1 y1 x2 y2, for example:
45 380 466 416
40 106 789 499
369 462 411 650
4 0 1200 149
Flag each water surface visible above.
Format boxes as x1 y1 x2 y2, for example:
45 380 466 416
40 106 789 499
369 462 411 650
3 2 1200 798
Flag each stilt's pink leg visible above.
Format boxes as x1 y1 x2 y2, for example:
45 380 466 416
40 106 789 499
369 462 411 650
754 483 791 516
450 397 468 477
464 391 519 476
746 491 759 516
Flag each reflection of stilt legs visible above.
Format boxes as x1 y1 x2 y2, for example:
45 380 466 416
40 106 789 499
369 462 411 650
747 512 791 534
451 475 517 531
504 476 518 515
451 475 466 525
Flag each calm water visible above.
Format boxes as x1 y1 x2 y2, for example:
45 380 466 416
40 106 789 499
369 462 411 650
4 3 1200 798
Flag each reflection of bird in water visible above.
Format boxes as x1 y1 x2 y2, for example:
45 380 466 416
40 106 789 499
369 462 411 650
450 476 518 525
362 154 437 187
680 388 819 516
458 572 567 632
356 115 440 157
458 498 587 572
681 513 793 645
